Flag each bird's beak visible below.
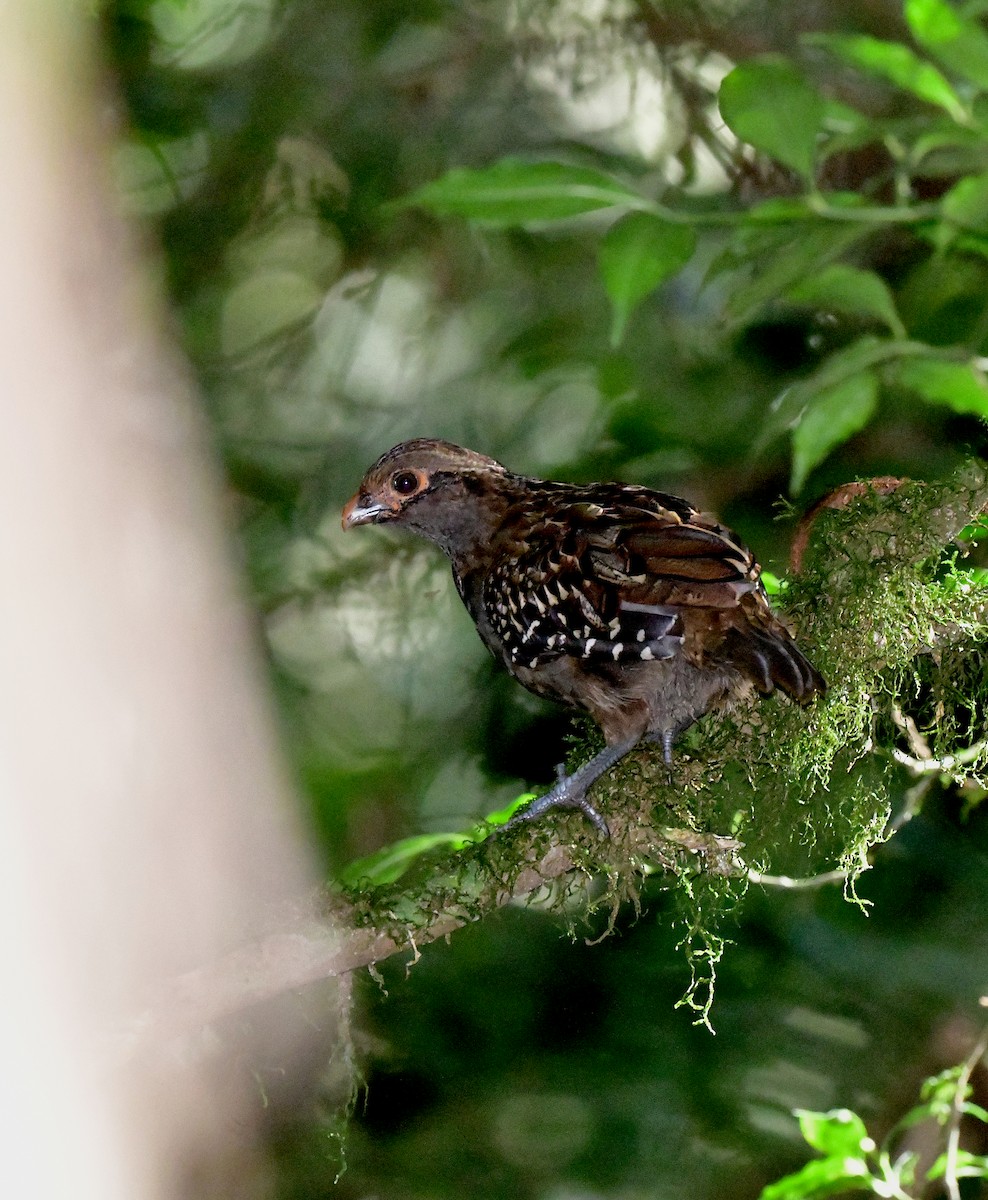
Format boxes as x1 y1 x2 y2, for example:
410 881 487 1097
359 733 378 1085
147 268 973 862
342 492 389 529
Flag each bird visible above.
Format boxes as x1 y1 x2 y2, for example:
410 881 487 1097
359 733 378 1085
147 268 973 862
342 439 825 836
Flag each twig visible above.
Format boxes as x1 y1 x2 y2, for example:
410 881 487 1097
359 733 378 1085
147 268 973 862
747 867 846 890
890 704 932 762
943 1018 988 1200
891 743 988 776
890 702 988 778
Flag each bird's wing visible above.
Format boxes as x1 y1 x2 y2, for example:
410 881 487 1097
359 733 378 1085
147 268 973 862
482 492 761 671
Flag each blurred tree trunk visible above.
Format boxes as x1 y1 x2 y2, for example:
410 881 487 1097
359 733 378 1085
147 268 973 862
0 4 335 1196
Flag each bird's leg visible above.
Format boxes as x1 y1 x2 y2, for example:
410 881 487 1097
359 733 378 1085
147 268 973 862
643 726 682 763
643 727 680 785
500 733 643 837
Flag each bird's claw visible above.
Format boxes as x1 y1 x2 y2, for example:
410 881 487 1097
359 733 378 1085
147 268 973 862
574 797 610 837
500 785 610 838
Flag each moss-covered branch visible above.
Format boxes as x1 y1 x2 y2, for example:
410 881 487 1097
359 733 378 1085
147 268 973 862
151 462 988 1032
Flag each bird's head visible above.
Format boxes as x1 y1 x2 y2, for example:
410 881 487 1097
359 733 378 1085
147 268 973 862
342 439 516 555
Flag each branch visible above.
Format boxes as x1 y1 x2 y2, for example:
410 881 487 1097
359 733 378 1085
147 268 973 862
145 822 740 1036
145 460 988 1035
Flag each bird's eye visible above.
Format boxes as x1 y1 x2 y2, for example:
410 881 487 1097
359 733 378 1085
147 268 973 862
391 470 421 495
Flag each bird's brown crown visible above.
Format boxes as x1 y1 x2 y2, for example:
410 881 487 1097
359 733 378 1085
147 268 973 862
342 439 508 529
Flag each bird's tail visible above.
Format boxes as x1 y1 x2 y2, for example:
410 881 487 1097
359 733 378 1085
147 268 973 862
720 613 826 704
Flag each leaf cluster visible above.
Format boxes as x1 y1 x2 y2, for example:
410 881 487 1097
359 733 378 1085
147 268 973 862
400 0 988 493
762 1046 988 1199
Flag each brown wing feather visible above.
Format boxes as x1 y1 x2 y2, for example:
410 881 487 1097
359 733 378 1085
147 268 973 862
484 489 824 704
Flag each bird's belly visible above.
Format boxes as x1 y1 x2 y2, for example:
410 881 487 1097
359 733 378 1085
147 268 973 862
511 653 741 743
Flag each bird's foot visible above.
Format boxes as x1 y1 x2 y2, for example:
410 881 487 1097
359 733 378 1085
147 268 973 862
501 783 610 837
498 733 643 838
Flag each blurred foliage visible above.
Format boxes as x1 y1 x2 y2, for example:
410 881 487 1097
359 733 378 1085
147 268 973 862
99 0 988 1197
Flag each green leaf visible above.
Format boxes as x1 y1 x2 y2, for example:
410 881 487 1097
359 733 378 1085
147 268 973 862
759 1109 878 1199
906 0 988 88
917 1066 966 1117
791 371 879 493
894 1100 947 1130
400 159 647 225
786 265 906 336
911 123 988 173
719 57 828 177
756 335 886 452
339 832 473 887
796 1109 874 1157
338 791 536 885
926 1149 988 1180
921 1065 964 1101
483 792 538 827
599 212 696 347
809 34 968 121
892 357 988 416
723 222 868 324
758 1153 872 1200
906 0 963 44
943 170 988 230
958 514 988 542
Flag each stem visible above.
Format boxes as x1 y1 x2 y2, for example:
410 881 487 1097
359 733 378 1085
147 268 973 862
943 1024 988 1200
805 193 940 223
747 867 846 889
624 196 940 228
